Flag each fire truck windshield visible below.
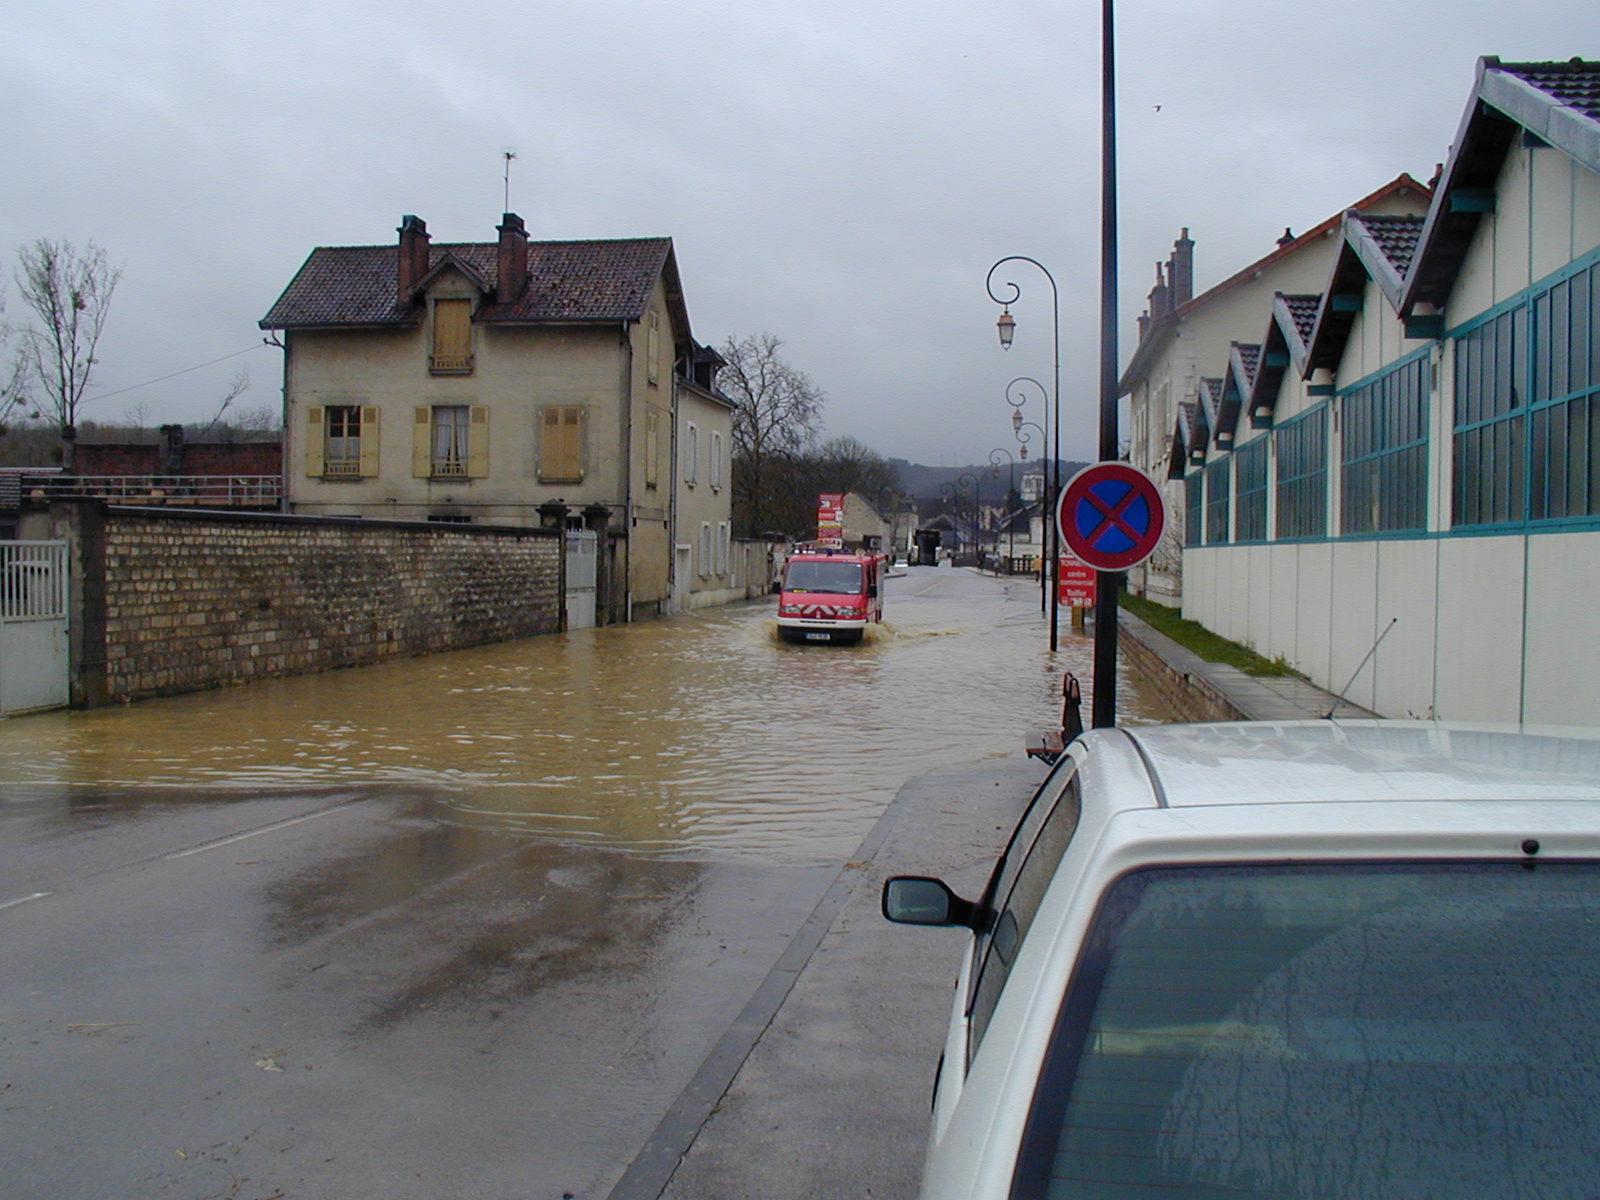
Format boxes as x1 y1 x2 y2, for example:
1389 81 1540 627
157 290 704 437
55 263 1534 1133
784 560 863 594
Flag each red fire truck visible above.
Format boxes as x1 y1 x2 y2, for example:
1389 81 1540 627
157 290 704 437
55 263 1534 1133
776 549 885 644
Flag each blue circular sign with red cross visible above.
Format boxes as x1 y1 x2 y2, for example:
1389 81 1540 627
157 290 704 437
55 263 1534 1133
1058 462 1166 571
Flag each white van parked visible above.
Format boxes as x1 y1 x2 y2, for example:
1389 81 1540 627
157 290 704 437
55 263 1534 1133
885 721 1600 1200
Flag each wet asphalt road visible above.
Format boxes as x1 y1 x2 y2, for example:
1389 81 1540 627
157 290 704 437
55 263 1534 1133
0 568 1166 1198
4 788 833 1198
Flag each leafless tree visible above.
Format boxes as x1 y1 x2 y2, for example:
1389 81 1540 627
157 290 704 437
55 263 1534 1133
813 435 900 507
719 332 823 534
199 368 250 437
0 285 31 431
14 239 121 465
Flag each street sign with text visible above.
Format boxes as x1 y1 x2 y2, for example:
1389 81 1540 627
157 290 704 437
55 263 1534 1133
1058 462 1165 571
1058 551 1097 607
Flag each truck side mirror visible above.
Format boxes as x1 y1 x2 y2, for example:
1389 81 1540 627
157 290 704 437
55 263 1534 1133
882 876 979 929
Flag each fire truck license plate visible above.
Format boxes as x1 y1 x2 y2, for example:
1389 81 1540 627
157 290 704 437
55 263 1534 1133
805 632 830 641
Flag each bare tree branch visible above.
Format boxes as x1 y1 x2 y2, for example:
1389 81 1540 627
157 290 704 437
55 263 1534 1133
199 368 250 437
720 332 824 534
14 239 122 437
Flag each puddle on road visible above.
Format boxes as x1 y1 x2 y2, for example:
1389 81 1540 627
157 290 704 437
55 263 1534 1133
0 570 1173 862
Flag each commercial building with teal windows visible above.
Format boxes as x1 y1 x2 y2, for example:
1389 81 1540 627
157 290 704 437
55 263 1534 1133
1160 57 1600 724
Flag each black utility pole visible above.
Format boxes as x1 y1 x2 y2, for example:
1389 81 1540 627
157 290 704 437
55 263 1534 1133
1093 0 1121 728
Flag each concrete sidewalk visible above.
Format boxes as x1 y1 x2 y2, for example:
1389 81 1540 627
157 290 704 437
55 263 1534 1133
612 755 1049 1200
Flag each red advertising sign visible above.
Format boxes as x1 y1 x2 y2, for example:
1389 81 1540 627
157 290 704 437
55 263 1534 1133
817 492 845 547
1058 551 1097 607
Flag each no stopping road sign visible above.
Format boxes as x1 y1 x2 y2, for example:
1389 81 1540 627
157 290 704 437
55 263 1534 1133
1058 462 1165 571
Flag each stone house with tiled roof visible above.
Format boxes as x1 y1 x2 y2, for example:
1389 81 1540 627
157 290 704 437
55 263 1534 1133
1159 56 1600 725
260 213 735 623
1121 174 1433 604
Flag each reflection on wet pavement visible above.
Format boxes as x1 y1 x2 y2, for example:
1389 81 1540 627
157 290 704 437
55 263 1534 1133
0 569 1170 862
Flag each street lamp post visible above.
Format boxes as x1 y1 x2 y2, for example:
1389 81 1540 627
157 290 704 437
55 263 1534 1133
1007 375 1051 607
989 448 1015 574
957 471 981 568
1093 0 1123 727
988 260 1061 652
1013 417 1047 609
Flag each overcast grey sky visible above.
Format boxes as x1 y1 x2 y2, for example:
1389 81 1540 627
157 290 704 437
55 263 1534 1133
2 1 1593 463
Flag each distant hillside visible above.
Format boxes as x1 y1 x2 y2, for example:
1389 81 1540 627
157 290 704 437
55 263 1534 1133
887 457 1090 504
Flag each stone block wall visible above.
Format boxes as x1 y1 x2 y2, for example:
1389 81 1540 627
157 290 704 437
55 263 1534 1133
38 502 562 704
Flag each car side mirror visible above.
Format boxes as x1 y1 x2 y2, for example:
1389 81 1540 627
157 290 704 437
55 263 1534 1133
882 876 979 929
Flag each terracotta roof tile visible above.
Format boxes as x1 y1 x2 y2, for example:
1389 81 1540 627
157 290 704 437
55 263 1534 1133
1501 59 1600 121
1234 343 1261 388
1283 294 1321 345
1355 214 1426 277
261 238 672 329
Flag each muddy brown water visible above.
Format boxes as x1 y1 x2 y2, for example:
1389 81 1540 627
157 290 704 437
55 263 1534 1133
0 568 1172 863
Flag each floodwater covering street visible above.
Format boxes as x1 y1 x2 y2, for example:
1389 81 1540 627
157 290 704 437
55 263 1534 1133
0 566 1167 863
0 568 1171 1199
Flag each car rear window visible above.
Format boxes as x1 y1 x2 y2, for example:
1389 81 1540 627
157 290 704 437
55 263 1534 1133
1013 862 1600 1200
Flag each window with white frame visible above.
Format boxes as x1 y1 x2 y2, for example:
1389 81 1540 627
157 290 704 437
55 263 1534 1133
684 422 699 485
432 405 471 477
699 522 712 577
711 431 723 489
716 522 729 575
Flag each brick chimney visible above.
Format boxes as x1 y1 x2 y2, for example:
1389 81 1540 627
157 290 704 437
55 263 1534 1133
1169 227 1194 307
397 215 431 300
1149 263 1170 320
496 212 529 303
1137 312 1150 342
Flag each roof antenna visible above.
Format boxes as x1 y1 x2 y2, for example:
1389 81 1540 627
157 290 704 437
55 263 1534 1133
1324 617 1398 719
502 149 517 213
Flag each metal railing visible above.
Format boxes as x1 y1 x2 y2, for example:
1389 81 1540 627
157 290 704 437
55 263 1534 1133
17 473 283 508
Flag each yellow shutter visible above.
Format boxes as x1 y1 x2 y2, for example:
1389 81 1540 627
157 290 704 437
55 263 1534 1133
561 406 584 482
645 410 660 488
304 406 325 476
539 406 561 480
412 406 431 478
647 311 660 384
468 405 490 478
359 406 381 477
432 299 472 371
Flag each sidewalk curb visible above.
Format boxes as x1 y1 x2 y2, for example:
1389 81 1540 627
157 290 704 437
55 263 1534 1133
604 767 930 1200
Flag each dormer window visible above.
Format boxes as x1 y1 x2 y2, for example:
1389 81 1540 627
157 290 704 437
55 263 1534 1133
431 299 473 374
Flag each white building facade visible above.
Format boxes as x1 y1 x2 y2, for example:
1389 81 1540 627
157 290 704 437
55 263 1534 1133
1172 58 1600 724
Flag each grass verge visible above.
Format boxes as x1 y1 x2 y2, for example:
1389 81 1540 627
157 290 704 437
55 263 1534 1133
1119 591 1296 677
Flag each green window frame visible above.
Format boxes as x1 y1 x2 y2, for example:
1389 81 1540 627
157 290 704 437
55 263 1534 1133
1184 474 1202 547
1452 251 1600 529
1234 438 1268 542
1342 353 1429 535
1530 260 1600 520
1274 404 1328 539
1452 305 1527 526
1203 458 1230 544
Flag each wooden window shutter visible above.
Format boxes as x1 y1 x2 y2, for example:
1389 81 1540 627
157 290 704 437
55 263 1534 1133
561 406 584 482
645 410 660 488
647 311 660 384
468 405 490 477
359 406 381 477
539 406 561 480
432 299 472 372
412 406 431 478
304 406 325 476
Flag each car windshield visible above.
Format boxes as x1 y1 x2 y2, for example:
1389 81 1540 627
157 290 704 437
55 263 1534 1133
1015 862 1600 1200
784 560 862 594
